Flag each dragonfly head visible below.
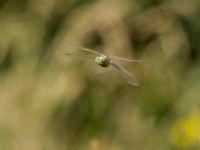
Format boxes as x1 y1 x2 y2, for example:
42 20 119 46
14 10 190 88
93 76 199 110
95 55 110 67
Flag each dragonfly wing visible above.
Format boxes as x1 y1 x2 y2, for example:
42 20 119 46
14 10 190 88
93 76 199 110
109 56 143 63
64 42 102 56
65 53 95 61
110 62 140 86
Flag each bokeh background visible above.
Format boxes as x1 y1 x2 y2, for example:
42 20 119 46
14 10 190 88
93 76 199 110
0 0 200 150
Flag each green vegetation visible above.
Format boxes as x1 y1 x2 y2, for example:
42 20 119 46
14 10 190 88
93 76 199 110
0 0 200 149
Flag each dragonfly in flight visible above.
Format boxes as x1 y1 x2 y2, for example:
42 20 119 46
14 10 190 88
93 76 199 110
65 43 142 86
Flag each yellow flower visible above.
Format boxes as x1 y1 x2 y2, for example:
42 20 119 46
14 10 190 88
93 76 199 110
169 113 200 148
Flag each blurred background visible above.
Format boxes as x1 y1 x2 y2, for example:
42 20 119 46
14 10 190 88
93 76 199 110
0 0 200 149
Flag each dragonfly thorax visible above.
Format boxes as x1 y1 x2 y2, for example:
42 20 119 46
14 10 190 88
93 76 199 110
95 55 111 67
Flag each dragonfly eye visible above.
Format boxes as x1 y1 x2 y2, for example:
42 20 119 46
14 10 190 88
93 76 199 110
95 55 110 67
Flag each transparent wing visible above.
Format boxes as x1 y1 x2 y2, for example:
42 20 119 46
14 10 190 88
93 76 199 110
109 56 143 63
65 53 95 61
110 62 140 86
64 42 102 56
64 40 143 63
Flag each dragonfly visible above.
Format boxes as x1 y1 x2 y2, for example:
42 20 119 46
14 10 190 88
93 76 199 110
65 43 142 86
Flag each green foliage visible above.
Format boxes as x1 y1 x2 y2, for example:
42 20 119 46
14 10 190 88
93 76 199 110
0 0 200 150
